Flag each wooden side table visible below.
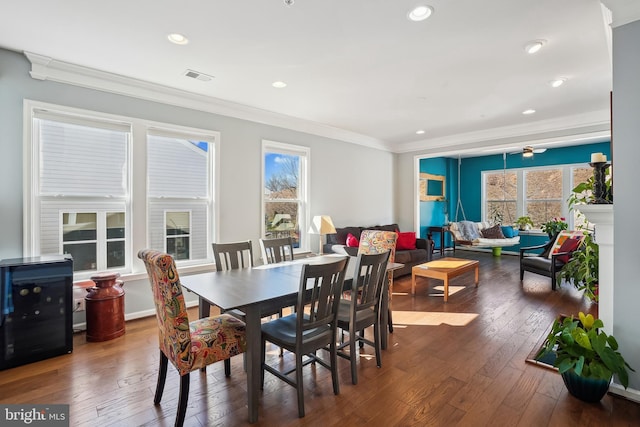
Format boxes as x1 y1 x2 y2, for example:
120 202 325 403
427 225 455 256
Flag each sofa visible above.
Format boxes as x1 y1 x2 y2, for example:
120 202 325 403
323 223 433 278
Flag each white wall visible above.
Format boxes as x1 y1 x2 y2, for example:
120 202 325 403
612 19 640 391
0 48 395 320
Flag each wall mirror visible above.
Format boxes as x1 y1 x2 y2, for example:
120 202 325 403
420 173 445 201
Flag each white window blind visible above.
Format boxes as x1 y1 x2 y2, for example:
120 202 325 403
38 118 129 197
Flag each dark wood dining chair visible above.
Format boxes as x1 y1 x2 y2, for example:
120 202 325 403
357 230 397 333
260 257 350 418
259 236 294 264
212 240 254 272
336 250 390 385
138 250 246 427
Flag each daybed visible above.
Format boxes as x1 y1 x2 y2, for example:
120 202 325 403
323 223 432 278
449 221 520 256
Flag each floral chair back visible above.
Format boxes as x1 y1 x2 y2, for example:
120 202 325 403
357 229 397 263
139 249 194 375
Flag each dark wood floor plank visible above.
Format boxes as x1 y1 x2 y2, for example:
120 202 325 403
1 250 637 426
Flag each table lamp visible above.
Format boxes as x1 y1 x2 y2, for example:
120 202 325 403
308 215 336 254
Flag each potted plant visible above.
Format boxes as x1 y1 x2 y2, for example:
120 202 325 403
515 216 534 231
559 233 599 302
541 217 568 239
537 312 634 402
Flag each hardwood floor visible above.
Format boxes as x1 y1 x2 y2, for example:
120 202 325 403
1 251 639 426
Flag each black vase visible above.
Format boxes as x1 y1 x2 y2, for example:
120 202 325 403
561 370 611 403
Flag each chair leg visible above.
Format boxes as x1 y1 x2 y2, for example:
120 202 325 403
154 351 168 404
224 358 231 377
350 327 358 385
296 352 305 418
176 373 190 427
520 265 524 281
260 337 266 390
330 339 340 396
388 308 394 333
374 321 382 368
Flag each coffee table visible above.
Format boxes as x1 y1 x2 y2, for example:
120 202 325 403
411 257 479 302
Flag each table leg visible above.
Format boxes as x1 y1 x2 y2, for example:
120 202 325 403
411 271 416 296
443 277 449 303
474 266 479 287
198 296 210 318
244 307 261 423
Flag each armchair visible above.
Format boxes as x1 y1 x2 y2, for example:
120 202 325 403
519 231 583 290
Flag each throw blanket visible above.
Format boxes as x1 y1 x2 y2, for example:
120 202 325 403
458 221 481 241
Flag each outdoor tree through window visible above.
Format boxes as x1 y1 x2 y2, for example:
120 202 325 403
263 141 309 251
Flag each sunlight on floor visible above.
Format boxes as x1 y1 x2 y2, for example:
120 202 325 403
392 310 479 326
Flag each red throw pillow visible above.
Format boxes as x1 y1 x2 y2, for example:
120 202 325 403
556 238 581 263
397 231 416 250
346 233 359 248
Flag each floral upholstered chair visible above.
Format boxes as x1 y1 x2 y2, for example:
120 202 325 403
138 249 247 427
357 230 398 332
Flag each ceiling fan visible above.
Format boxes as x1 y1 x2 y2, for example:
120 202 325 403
509 146 547 157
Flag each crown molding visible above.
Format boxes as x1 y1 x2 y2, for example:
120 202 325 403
393 110 611 154
601 0 640 27
24 52 392 152
24 51 612 157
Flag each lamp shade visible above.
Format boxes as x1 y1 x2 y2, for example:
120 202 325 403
308 215 336 235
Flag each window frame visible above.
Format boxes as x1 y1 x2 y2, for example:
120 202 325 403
261 140 310 253
482 163 592 230
24 100 219 280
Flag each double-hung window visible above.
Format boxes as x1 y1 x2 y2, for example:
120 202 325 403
524 168 563 226
28 109 131 274
484 170 517 224
482 164 594 229
25 101 218 279
147 131 215 264
262 140 309 252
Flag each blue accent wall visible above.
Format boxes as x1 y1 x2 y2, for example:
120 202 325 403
419 141 611 251
419 157 457 247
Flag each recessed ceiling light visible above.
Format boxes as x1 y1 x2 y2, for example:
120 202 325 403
550 78 567 88
272 81 287 88
408 5 433 22
167 33 189 45
522 109 536 115
416 130 426 135
524 40 545 54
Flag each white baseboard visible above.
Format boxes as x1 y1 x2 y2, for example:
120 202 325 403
73 300 199 332
609 382 640 403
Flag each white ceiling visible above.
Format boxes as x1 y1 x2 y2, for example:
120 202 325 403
0 0 614 154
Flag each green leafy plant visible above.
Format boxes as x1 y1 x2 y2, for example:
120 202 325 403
568 174 613 210
541 217 568 238
538 312 634 388
559 233 599 302
515 216 534 230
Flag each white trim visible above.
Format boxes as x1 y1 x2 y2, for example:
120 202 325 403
23 51 613 156
609 382 640 404
601 0 640 28
24 52 391 153
395 119 610 155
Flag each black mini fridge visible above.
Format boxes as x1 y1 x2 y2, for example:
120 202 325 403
0 255 74 370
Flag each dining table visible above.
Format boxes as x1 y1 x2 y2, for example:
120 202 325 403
180 254 402 423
